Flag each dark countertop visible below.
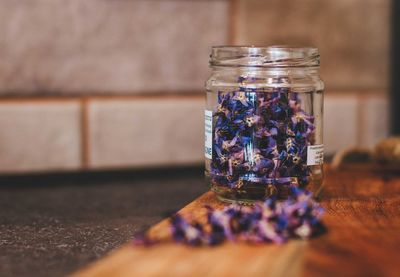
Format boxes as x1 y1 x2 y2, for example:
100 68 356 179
74 165 400 277
0 167 207 277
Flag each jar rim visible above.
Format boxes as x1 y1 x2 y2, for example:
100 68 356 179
210 45 320 68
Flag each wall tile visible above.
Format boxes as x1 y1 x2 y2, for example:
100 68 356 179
360 96 389 147
234 0 390 91
324 95 359 154
0 101 81 173
88 97 204 169
0 1 228 95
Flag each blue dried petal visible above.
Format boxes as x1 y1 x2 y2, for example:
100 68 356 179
143 187 326 246
211 89 316 194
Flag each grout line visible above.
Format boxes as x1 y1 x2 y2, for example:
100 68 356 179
0 90 387 104
324 89 388 97
356 94 367 147
0 93 204 103
84 94 204 102
80 97 90 169
0 97 80 104
228 0 239 44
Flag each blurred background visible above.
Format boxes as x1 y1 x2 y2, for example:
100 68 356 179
0 0 393 175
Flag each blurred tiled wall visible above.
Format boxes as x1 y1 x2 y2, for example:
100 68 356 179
231 0 390 153
233 0 390 91
0 0 228 94
0 0 391 173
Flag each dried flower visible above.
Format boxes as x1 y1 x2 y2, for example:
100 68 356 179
211 84 315 194
133 187 325 247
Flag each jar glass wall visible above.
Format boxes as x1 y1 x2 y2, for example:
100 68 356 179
205 46 324 204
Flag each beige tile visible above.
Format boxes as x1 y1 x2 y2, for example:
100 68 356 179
0 101 82 173
324 95 359 154
88 97 204 169
360 96 389 147
234 0 390 91
0 1 228 95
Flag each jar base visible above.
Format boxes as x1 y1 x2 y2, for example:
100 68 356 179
211 185 266 205
208 175 324 204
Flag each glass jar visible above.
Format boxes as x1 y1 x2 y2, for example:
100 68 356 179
205 46 324 204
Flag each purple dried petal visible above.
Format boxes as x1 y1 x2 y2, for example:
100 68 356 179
133 187 325 247
211 89 317 196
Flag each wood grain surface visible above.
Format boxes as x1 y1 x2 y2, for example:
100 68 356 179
74 165 400 277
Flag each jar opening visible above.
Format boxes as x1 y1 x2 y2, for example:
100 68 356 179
210 46 320 68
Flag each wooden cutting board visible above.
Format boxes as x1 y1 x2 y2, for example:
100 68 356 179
74 165 400 277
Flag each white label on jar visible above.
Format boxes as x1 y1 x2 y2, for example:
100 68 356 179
307 144 324 165
204 110 213 159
